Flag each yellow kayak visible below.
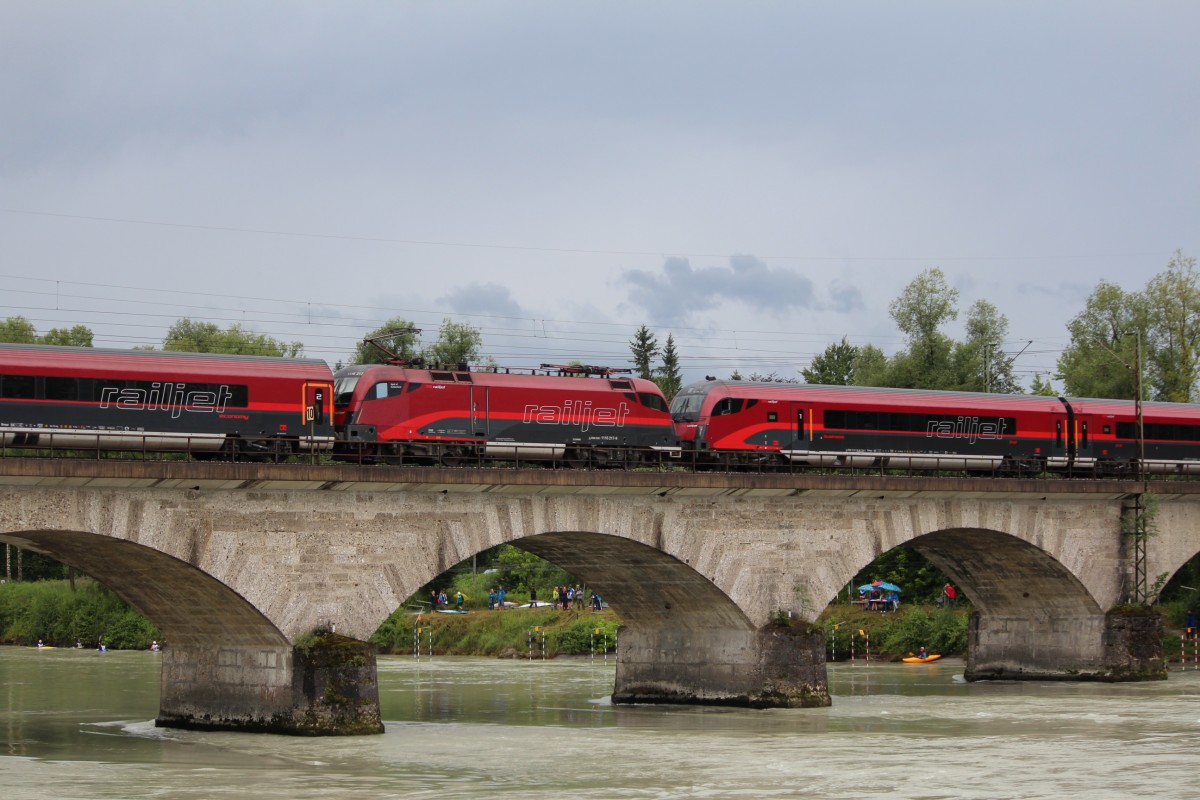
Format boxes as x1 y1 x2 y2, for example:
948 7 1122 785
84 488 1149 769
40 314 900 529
902 654 941 663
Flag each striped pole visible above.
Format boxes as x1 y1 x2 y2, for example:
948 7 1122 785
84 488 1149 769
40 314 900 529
861 629 870 663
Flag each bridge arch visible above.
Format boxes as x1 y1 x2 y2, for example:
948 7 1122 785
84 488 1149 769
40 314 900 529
0 529 289 651
911 527 1104 617
510 531 753 631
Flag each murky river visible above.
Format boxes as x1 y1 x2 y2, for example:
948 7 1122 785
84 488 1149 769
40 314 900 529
2 647 1198 799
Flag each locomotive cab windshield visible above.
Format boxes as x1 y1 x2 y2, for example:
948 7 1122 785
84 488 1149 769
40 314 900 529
670 392 704 422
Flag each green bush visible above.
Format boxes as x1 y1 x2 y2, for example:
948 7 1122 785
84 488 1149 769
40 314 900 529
820 604 970 660
0 579 160 649
554 616 619 654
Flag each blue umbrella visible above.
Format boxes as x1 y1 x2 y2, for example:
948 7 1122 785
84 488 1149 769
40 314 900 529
858 581 901 593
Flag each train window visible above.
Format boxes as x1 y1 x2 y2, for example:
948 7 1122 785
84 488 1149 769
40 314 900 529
333 376 359 407
369 381 405 400
45 377 79 401
797 409 806 441
825 408 1016 434
1124 422 1200 442
1055 420 1063 447
1 375 36 399
670 393 702 421
638 392 668 412
1081 421 1088 447
713 398 745 416
744 399 758 410
406 382 422 393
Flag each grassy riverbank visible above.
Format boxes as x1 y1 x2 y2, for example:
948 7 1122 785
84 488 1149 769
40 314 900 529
5 579 1198 663
372 605 622 657
0 579 159 650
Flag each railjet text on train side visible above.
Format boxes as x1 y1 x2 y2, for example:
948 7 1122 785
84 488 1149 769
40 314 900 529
522 401 631 432
98 384 235 417
926 416 1009 443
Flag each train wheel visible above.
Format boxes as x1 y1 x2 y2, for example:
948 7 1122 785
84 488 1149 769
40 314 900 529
564 448 592 469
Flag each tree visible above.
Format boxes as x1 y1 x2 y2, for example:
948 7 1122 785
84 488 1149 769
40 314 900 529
746 372 799 383
628 325 659 381
1029 373 1057 396
1056 281 1145 399
953 300 1020 393
803 337 859 385
851 344 890 387
0 316 95 348
1144 250 1200 402
162 319 303 357
890 267 959 343
883 268 959 389
351 317 422 365
0 316 39 343
654 334 683 400
424 318 483 368
41 325 94 347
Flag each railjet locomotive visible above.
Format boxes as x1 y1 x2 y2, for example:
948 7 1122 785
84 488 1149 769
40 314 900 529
0 343 335 458
333 363 678 465
671 379 1200 475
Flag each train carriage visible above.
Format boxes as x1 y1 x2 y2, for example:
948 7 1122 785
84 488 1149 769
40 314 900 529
333 364 678 465
0 343 335 459
1069 396 1200 475
672 380 1073 473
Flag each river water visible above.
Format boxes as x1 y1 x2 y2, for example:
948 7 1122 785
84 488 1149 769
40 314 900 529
2 647 1198 799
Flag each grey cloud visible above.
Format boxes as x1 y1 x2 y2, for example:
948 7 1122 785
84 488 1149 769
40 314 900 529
438 283 526 319
828 283 866 313
620 256 821 325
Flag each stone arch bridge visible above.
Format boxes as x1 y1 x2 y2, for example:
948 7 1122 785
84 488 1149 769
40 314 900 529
1 459 1194 735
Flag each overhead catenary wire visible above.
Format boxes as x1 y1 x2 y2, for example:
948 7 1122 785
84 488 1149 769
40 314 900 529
0 273 1069 381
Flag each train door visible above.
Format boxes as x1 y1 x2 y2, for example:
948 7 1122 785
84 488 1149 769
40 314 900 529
471 385 489 440
302 381 334 450
791 402 807 450
303 382 331 426
1073 414 1095 470
1050 399 1075 470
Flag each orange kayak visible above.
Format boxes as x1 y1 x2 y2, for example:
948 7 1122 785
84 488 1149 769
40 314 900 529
902 654 942 663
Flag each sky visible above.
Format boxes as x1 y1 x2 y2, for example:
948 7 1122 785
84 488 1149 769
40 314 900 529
2 2 1197 388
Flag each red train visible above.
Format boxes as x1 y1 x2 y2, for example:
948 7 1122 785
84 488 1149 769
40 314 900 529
332 363 677 465
671 379 1200 475
0 343 335 459
6 339 1200 477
